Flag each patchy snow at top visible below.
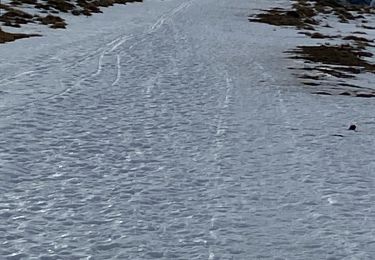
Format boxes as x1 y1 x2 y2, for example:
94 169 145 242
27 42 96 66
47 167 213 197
289 2 375 95
1 0 375 259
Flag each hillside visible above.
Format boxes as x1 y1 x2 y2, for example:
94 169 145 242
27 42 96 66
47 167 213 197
0 0 142 43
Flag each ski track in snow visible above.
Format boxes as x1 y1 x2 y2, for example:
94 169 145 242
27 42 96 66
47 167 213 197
112 55 121 86
0 0 194 118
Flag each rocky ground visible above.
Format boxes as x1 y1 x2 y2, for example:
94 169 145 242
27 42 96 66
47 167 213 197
250 0 375 98
0 0 142 43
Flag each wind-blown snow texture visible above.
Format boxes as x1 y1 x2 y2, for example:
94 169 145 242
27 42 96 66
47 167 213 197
1 0 375 259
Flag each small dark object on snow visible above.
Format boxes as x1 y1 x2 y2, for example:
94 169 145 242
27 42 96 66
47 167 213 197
348 124 357 131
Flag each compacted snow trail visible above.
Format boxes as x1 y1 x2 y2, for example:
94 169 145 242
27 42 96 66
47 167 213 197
2 0 375 259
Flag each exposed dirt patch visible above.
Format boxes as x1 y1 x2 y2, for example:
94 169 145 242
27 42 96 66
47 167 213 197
0 6 35 27
37 14 67 28
0 0 143 43
249 0 375 98
0 27 40 43
290 45 375 72
250 0 372 28
299 31 341 38
46 0 75 12
249 7 317 30
343 35 373 43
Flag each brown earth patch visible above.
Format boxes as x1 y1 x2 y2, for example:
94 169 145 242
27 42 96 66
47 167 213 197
289 45 375 72
37 14 66 28
250 0 375 97
249 0 368 28
0 27 40 43
249 7 317 30
300 31 341 38
0 0 144 43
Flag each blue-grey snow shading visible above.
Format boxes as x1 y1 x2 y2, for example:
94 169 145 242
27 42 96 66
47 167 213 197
345 0 375 6
1 0 375 259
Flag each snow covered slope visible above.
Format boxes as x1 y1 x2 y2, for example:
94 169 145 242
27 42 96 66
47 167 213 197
1 0 375 259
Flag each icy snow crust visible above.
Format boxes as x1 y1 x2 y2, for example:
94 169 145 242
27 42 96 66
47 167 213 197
1 0 375 259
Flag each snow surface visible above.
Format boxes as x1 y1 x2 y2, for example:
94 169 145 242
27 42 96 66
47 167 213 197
1 0 375 259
